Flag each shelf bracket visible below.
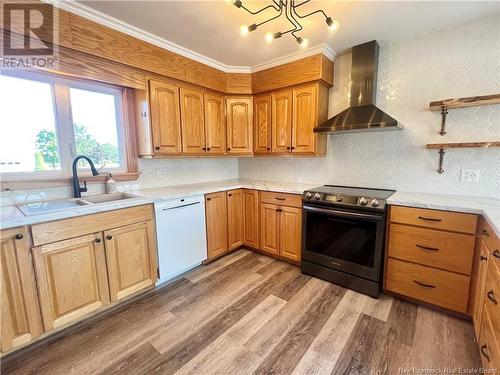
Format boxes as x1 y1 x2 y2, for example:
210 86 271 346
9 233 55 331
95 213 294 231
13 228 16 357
437 148 445 174
439 107 448 136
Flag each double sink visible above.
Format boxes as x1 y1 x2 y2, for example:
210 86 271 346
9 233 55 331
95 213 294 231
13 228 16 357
17 192 138 216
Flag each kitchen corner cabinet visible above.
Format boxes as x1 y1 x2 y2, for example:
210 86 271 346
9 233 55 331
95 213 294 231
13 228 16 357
104 221 158 301
226 97 253 155
243 189 259 248
227 189 244 251
33 233 111 331
204 93 226 155
1 227 43 353
254 95 272 154
180 87 206 155
149 79 182 155
205 192 228 259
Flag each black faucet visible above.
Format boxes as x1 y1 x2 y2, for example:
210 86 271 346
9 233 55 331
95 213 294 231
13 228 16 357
72 155 99 198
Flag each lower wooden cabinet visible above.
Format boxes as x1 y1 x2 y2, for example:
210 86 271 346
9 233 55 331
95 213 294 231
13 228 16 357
243 189 259 248
260 203 281 256
33 233 110 331
104 221 157 301
472 240 490 336
205 192 228 259
1 227 43 353
227 189 244 251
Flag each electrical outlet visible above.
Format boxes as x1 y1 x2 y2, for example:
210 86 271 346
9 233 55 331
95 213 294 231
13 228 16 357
155 168 166 178
461 169 480 182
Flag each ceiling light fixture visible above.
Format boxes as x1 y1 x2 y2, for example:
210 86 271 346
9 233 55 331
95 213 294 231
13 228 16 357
229 0 338 48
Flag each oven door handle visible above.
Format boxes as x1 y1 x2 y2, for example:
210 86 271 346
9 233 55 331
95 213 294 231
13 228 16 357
303 205 383 221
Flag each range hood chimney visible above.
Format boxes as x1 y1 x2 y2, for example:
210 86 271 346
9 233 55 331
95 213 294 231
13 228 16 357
314 40 403 134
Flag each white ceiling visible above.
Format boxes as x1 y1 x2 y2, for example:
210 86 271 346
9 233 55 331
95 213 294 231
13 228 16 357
77 0 500 69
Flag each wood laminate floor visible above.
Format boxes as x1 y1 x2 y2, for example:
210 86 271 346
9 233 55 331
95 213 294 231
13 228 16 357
2 249 481 374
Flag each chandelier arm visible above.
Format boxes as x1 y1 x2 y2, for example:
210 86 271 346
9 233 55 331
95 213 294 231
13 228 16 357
255 4 284 27
240 2 280 15
283 0 301 32
293 0 310 8
293 7 329 20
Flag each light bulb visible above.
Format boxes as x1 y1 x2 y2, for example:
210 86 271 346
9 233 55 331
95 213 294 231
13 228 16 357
299 38 309 48
240 25 249 36
326 17 339 32
265 32 274 44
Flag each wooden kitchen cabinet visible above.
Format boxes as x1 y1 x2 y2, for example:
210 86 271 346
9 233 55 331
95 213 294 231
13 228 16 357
279 206 302 262
260 203 281 256
104 221 158 302
254 95 272 154
33 233 110 331
227 189 244 251
180 87 206 154
292 85 317 154
472 240 490 336
243 189 259 248
205 192 228 259
204 93 226 155
271 89 293 153
1 227 43 353
149 79 182 155
226 97 253 155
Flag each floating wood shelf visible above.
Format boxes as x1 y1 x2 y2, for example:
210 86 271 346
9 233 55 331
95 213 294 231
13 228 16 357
429 93 500 135
426 141 500 174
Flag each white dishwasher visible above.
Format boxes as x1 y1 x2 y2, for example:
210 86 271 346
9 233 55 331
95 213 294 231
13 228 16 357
154 194 207 285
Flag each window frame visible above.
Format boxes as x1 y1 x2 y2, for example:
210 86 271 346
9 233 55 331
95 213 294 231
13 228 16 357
0 70 137 185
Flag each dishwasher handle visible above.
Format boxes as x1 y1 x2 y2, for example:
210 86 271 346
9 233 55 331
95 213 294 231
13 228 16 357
161 201 201 211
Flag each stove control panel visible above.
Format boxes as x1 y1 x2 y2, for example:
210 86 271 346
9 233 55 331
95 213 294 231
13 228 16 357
303 191 386 210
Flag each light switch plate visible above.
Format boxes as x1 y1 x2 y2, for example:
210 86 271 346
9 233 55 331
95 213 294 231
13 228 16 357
461 169 480 182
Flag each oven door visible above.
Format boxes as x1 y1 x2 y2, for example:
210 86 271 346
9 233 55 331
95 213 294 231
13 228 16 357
302 204 385 281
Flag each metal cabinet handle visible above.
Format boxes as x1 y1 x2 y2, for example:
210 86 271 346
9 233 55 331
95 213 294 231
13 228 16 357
413 280 436 289
154 147 160 151
416 244 439 252
276 208 282 212
493 250 500 259
418 216 442 222
207 147 211 151
482 229 490 237
106 235 113 240
291 146 295 150
95 238 101 243
267 147 270 151
206 198 211 201
487 290 497 305
480 344 490 362
15 234 23 240
228 193 232 197
202 147 206 151
275 197 286 201
286 146 290 150
480 255 488 261
227 148 231 151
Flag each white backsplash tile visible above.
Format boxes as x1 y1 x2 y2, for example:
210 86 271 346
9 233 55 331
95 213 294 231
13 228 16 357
239 15 500 199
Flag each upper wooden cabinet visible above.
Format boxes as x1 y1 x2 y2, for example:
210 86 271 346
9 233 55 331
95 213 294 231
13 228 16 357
226 97 253 155
227 189 244 251
254 95 272 154
104 221 158 302
149 79 182 155
205 192 228 259
33 233 111 331
272 90 293 153
1 227 43 353
180 87 206 154
204 93 226 155
292 85 317 154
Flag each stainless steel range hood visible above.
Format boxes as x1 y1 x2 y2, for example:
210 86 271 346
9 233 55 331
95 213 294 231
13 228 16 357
314 41 403 134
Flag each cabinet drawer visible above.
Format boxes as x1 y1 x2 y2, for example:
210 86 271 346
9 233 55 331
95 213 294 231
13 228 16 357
260 191 302 208
484 259 500 342
385 258 470 313
388 223 475 274
390 206 478 234
479 307 500 370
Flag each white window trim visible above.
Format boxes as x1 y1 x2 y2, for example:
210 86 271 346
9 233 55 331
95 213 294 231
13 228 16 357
0 70 128 181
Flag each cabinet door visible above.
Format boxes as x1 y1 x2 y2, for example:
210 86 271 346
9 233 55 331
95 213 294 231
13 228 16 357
226 97 253 154
260 203 280 256
279 206 302 262
204 93 226 155
180 87 206 154
292 85 317 154
472 240 489 337
243 190 259 248
206 192 228 259
149 79 182 155
33 233 110 331
104 221 158 302
272 89 293 153
1 227 43 353
227 189 244 251
254 95 272 154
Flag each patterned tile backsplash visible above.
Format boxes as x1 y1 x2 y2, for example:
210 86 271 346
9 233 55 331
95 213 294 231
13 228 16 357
1 15 499 207
239 15 500 199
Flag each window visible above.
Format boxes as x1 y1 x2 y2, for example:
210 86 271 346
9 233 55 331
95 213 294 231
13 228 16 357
0 71 128 179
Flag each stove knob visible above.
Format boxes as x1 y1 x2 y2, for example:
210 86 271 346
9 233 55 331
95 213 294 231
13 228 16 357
337 197 343 202
305 192 313 199
359 197 368 206
371 199 380 207
314 193 322 200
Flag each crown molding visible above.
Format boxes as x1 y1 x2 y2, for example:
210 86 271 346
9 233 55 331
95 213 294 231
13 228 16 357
46 0 336 74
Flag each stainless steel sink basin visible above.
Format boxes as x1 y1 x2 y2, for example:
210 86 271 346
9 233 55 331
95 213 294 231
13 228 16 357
78 192 137 204
17 199 90 216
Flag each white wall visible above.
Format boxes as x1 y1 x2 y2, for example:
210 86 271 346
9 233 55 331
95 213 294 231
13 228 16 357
239 15 500 199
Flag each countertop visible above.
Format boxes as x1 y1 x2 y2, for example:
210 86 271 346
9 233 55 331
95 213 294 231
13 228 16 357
1 179 499 238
